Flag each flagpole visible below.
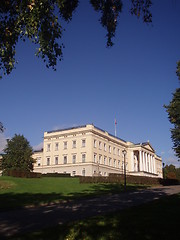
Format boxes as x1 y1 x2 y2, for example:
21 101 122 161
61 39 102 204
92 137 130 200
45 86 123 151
115 119 117 137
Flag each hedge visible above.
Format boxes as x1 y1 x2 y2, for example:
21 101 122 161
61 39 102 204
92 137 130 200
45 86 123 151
42 173 71 178
3 169 42 178
79 174 180 185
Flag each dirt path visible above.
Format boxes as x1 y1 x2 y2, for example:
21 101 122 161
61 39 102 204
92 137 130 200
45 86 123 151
0 185 180 238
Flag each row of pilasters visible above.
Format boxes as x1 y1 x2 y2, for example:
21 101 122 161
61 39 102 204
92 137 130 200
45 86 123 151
139 150 156 174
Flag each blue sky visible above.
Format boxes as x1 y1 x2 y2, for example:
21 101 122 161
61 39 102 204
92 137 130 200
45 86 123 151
0 0 180 167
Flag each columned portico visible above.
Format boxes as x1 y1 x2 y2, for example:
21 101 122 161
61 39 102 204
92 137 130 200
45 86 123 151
131 146 159 177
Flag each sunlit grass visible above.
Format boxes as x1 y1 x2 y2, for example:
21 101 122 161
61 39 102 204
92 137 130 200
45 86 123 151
0 176 147 210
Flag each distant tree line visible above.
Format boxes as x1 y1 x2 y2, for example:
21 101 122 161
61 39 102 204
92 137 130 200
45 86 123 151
163 164 180 181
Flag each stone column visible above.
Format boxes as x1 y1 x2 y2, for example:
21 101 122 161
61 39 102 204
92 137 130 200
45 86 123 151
148 153 150 173
150 155 153 173
142 151 145 172
153 156 156 174
145 152 147 172
139 150 142 171
131 151 134 171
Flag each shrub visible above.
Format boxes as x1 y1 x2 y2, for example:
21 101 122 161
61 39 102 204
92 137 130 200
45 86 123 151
3 169 41 178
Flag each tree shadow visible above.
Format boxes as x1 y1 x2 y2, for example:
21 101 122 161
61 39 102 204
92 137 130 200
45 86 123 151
0 185 179 239
0 183 148 211
11 193 180 240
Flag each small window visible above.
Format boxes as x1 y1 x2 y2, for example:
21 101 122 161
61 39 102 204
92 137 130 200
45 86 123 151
47 157 50 165
82 154 86 163
64 156 67 164
72 170 76 176
99 155 102 164
99 141 102 150
64 141 67 149
94 140 97 148
55 156 58 165
104 143 106 151
94 154 97 163
109 146 111 153
82 168 85 176
72 140 76 148
104 156 107 165
37 157 41 166
113 147 116 155
109 158 111 166
72 155 76 164
82 139 86 147
47 144 50 152
114 159 116 167
55 143 59 151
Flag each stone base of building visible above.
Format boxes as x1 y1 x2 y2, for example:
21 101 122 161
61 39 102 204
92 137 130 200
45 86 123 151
33 163 160 178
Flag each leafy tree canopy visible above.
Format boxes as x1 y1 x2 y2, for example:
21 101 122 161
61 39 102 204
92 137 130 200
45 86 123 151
163 164 180 180
0 134 34 172
0 0 152 78
164 61 180 160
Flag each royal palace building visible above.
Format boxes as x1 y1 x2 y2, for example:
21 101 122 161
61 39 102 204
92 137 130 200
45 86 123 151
33 124 163 178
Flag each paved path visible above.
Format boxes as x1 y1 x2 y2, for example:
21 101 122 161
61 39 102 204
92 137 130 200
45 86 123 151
0 185 180 238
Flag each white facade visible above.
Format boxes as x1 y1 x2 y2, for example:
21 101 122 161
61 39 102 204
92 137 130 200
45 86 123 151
33 124 163 178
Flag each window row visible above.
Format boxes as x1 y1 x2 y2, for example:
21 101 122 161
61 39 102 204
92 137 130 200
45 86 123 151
45 154 86 166
46 139 86 152
93 139 121 156
93 154 124 169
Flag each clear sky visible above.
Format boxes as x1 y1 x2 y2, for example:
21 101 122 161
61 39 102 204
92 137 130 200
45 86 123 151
0 0 180 167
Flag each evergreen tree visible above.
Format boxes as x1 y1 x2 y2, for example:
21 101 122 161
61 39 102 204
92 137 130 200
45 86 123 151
165 61 180 160
0 134 34 172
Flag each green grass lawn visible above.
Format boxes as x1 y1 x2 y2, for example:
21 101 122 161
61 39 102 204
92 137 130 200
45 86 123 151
13 193 180 240
0 176 147 210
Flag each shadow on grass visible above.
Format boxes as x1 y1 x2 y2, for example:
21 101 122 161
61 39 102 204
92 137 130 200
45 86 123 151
0 184 179 239
0 183 148 211
12 193 180 240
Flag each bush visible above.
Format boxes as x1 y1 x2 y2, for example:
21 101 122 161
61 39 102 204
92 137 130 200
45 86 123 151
80 174 180 185
42 173 71 178
3 169 41 178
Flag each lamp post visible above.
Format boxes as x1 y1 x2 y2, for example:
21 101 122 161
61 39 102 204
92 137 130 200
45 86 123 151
122 149 127 191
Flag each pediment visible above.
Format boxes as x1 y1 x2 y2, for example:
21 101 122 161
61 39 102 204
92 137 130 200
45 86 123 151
142 142 155 152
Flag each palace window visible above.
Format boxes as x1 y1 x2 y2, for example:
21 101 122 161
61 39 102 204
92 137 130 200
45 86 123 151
55 143 59 151
82 168 85 176
109 157 111 166
72 155 76 164
64 141 67 149
72 140 76 148
94 154 97 163
113 147 116 155
99 141 102 150
82 139 86 147
104 156 107 165
37 157 41 166
99 155 102 164
104 143 106 151
47 144 50 152
64 156 67 164
82 154 86 163
55 156 58 165
47 157 50 165
109 146 111 153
